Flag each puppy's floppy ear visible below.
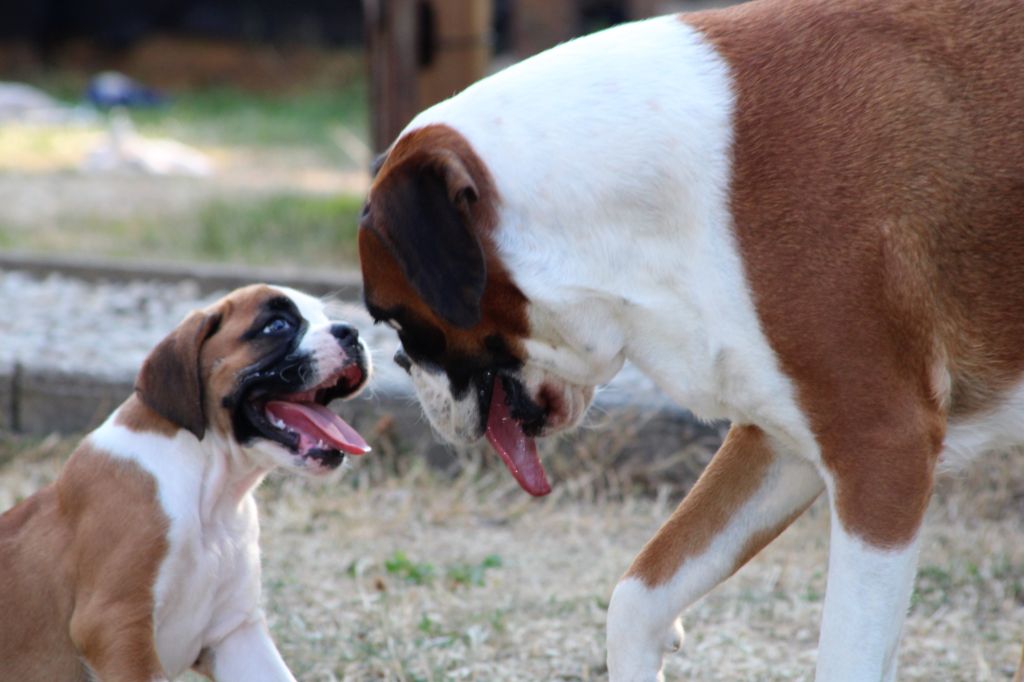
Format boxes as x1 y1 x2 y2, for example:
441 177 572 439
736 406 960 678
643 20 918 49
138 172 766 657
366 150 486 328
135 311 221 439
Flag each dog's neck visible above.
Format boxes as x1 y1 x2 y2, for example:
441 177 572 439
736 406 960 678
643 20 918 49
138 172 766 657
406 17 809 441
409 17 764 419
99 397 270 526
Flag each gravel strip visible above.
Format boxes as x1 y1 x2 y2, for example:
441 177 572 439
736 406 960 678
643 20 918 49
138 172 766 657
0 269 394 381
0 267 719 484
0 268 688 405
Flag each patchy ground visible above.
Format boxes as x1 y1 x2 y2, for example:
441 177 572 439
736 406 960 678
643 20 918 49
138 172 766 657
1 436 1021 681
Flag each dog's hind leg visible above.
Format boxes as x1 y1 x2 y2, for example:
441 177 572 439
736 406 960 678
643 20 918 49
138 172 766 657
606 424 823 682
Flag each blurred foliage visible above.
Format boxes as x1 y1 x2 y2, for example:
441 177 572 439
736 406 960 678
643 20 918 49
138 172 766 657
196 192 363 264
133 85 368 154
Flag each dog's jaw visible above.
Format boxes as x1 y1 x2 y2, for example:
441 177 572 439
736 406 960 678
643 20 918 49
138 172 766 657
232 288 373 478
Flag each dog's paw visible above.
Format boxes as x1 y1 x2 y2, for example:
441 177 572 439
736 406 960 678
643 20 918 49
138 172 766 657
663 618 685 653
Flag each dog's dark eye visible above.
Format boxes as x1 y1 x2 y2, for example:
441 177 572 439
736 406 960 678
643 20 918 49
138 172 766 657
261 317 293 335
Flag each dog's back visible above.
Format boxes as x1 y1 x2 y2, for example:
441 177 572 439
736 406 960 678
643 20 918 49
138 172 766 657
0 445 167 681
1 482 83 680
686 0 1024 426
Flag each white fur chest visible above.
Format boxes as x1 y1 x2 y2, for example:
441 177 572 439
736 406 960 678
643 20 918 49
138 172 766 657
88 421 267 678
152 495 263 676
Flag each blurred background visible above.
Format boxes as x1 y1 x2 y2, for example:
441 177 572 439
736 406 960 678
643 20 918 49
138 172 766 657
2 5 1021 680
0 0 729 271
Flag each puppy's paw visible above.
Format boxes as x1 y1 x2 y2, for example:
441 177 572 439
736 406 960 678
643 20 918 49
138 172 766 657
663 618 685 653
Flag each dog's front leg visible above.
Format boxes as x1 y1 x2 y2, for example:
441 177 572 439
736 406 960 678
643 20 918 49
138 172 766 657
204 615 297 682
607 425 823 681
814 511 922 682
813 416 941 682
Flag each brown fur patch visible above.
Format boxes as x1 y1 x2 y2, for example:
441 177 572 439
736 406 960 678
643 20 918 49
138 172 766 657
360 124 530 365
626 425 775 587
116 393 179 437
686 0 1024 547
135 309 222 439
0 445 169 680
134 283 289 440
195 284 286 436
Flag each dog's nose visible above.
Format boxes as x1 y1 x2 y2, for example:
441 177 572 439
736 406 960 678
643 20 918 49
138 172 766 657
394 348 412 373
331 323 359 345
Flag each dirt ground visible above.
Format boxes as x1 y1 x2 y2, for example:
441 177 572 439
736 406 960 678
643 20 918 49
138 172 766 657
1 436 1021 681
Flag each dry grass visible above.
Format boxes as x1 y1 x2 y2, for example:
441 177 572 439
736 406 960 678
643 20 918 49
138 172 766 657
1 435 1021 681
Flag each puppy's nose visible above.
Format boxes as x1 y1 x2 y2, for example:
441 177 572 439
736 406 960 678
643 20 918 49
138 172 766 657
331 323 359 345
394 348 412 373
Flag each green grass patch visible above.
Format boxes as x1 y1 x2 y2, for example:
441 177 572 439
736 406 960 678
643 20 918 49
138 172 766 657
385 550 437 585
195 192 363 265
0 192 363 268
133 85 368 154
445 554 503 588
33 73 367 155
381 552 505 589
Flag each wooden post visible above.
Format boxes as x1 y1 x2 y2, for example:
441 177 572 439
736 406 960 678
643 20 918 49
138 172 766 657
365 0 492 156
364 0 418 155
626 0 662 18
512 0 576 58
416 0 493 111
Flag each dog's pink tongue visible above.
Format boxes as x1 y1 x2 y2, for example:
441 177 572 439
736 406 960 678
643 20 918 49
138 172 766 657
485 377 551 497
265 401 371 455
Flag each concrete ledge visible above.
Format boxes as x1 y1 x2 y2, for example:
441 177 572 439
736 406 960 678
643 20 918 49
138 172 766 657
15 369 132 435
0 364 15 433
5 366 726 489
1 255 726 488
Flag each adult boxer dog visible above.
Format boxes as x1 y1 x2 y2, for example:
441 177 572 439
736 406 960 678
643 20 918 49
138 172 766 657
358 0 1024 678
0 284 371 681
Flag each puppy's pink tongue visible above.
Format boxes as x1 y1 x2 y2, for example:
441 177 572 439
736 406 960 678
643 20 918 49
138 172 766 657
265 401 371 455
485 377 551 497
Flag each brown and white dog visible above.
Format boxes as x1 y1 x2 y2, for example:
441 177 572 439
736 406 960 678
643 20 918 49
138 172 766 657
0 284 371 681
357 0 1024 679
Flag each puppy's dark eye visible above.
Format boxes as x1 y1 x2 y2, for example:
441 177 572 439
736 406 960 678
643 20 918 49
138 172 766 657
261 317 293 335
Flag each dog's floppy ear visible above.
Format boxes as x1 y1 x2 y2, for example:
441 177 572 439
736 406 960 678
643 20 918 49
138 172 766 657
367 150 486 328
135 311 221 439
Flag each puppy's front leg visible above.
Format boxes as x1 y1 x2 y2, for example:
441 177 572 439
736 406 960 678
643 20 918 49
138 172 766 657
607 425 823 682
204 615 297 682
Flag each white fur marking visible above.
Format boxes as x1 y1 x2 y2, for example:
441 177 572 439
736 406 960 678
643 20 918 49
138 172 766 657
941 379 1024 472
399 16 818 461
816 516 920 682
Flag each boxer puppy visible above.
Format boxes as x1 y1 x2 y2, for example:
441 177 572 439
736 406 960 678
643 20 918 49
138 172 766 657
357 0 1024 679
0 284 371 681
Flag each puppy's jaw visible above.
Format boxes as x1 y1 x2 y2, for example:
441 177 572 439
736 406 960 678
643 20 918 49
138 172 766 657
234 325 372 477
183 286 372 477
